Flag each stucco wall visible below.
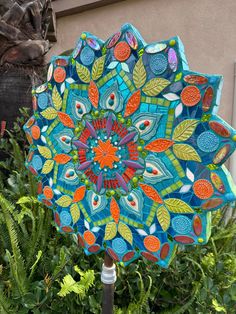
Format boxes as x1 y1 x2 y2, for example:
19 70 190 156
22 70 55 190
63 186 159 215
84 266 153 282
48 0 236 124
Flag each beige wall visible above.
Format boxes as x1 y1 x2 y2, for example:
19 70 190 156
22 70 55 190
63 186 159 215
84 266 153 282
48 0 236 124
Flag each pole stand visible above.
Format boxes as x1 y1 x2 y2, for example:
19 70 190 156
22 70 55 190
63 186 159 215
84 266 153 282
101 253 116 314
101 263 116 284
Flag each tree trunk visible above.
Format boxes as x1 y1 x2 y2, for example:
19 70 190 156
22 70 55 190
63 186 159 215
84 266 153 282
0 0 54 131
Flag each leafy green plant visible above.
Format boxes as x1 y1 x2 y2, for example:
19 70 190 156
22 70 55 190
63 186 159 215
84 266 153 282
114 271 152 314
0 115 100 313
57 265 95 298
0 108 37 199
0 110 236 313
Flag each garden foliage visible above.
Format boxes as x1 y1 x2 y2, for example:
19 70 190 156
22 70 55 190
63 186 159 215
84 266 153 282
0 109 235 313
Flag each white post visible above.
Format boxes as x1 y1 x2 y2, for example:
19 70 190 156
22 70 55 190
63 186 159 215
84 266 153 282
101 263 117 285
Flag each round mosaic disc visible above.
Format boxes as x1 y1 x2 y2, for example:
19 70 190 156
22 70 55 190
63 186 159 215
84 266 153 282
84 230 96 245
197 131 220 152
172 216 192 234
114 41 131 61
31 125 40 140
37 93 48 109
60 211 72 226
80 46 95 66
181 86 201 107
53 67 66 83
150 53 168 75
193 179 214 199
144 235 160 252
43 186 54 199
112 238 128 254
32 155 43 170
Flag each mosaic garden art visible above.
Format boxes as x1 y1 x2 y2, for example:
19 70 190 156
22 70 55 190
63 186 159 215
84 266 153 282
24 23 236 268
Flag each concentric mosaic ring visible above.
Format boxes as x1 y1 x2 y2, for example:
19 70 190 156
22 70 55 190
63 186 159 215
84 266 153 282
24 23 236 268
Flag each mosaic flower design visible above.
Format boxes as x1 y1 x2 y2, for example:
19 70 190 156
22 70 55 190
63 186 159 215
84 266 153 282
24 24 236 267
93 139 119 169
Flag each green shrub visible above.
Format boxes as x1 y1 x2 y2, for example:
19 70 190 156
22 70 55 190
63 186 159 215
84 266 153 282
0 110 235 313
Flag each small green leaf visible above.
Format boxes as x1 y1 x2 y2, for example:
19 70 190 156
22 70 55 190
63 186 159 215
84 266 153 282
104 222 117 240
41 159 54 174
212 299 227 313
118 222 133 245
52 86 62 110
172 119 198 142
92 55 106 81
56 195 72 207
173 144 201 162
133 57 146 89
37 145 52 159
142 78 170 96
70 203 80 224
76 62 90 83
164 198 194 213
40 107 57 120
157 205 170 231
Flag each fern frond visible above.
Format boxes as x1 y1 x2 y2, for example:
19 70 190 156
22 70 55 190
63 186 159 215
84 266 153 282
57 268 95 299
52 246 68 279
16 196 40 205
140 275 152 313
39 207 52 250
113 307 124 314
29 250 42 280
74 266 95 292
0 224 11 257
27 172 38 197
135 271 152 314
0 289 13 314
14 195 47 269
0 194 28 295
57 274 85 297
173 280 202 314
8 138 25 172
127 302 141 313
25 206 46 269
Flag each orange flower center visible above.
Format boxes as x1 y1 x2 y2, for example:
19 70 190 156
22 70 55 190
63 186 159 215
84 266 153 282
93 139 119 169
